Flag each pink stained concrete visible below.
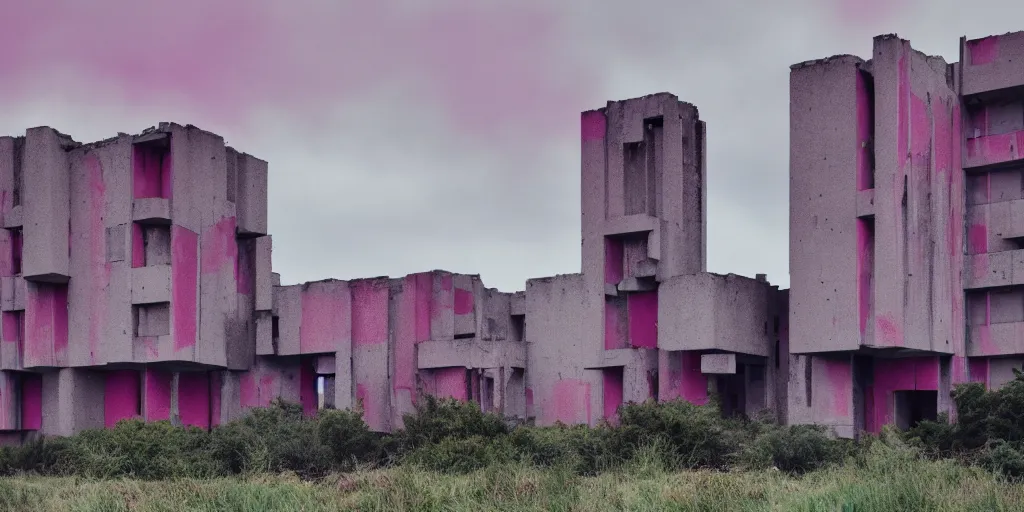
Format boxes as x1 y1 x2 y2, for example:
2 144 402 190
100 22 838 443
602 367 624 423
897 53 909 172
104 370 140 428
548 379 591 425
299 282 349 354
965 132 1024 167
24 284 69 367
178 372 211 428
968 36 1000 65
144 369 172 421
822 359 852 419
627 290 657 349
132 143 171 199
581 110 606 142
604 297 626 350
171 226 198 351
299 358 317 417
431 367 468 400
678 351 708 405
201 217 238 276
355 382 383 428
453 287 473 315
394 273 433 406
351 280 389 346
131 223 145 268
209 372 222 427
856 218 874 337
865 357 940 433
83 154 110 365
2 312 18 346
604 237 623 285
970 358 991 387
21 373 42 430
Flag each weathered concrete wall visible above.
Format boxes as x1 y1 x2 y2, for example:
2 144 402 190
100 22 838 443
3 29 1022 440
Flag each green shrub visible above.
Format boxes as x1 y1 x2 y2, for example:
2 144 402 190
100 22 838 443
208 399 333 477
392 396 507 455
617 399 735 469
737 421 848 474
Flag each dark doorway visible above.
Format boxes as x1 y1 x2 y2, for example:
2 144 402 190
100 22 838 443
893 390 938 430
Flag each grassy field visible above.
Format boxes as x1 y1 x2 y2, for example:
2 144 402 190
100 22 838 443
1 444 1022 512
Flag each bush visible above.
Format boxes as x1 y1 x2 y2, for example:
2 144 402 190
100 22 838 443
736 421 848 474
208 400 333 477
616 399 736 469
392 396 507 455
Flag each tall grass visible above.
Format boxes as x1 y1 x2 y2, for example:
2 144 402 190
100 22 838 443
0 442 1022 511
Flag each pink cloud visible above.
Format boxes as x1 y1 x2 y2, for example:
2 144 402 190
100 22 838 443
0 0 588 140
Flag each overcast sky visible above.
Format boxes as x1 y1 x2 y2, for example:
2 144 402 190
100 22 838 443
2 0 1022 292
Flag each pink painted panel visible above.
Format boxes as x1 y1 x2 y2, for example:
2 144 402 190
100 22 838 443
602 367 624 423
24 284 68 366
628 290 658 349
525 387 534 417
131 223 145 268
581 110 606 141
548 379 591 425
144 369 172 421
604 237 623 285
453 287 473 315
299 282 348 354
910 94 930 161
200 217 237 275
414 272 432 341
132 143 169 199
603 297 626 350
20 373 41 430
234 241 252 295
969 358 990 388
171 226 198 351
914 357 940 391
431 367 468 400
104 370 140 428
822 359 852 419
356 382 383 429
678 351 708 405
178 372 211 429
968 36 1000 66
299 358 317 417
351 280 389 346
2 312 19 345
209 371 222 427
856 218 874 337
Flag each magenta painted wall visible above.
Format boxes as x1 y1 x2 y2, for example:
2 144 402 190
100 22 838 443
178 372 210 428
104 370 140 428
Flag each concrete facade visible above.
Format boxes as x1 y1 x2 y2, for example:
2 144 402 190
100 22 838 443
0 30 1020 441
789 31 1024 436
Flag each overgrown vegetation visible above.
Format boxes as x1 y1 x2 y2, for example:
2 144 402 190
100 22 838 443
4 370 1024 490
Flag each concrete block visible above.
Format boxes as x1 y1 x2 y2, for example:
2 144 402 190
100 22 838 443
132 198 171 224
255 311 274 355
510 291 525 316
22 128 71 283
131 265 171 304
254 236 272 311
1 276 25 312
453 274 476 338
701 353 737 374
962 32 1024 96
315 355 336 374
235 153 268 237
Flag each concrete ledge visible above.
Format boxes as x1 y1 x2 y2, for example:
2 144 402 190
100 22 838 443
603 214 658 236
968 322 1024 357
856 189 875 218
962 32 1024 96
417 339 526 370
132 198 171 224
701 353 737 374
131 265 171 304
